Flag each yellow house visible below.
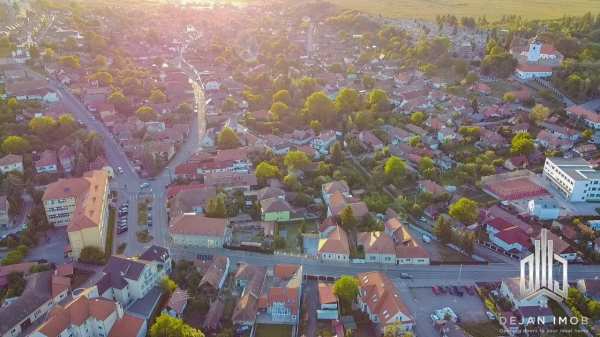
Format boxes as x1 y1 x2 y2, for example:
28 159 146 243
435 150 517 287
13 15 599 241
43 170 109 259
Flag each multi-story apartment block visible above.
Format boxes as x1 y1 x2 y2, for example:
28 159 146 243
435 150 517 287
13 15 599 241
543 157 600 202
42 170 110 258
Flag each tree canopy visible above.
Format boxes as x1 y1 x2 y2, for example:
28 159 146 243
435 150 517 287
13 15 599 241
217 127 240 150
284 150 311 171
335 87 361 115
448 197 479 224
304 91 336 126
1 136 30 154
511 132 535 155
255 161 280 184
150 314 205 337
136 106 157 122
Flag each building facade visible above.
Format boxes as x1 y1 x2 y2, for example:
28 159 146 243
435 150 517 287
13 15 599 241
543 157 600 202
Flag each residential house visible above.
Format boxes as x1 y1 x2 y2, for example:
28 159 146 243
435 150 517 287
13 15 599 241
311 130 337 155
288 129 315 146
384 218 430 265
534 230 577 261
358 232 396 264
482 205 534 255
0 196 9 228
317 282 338 320
232 264 267 328
257 264 303 324
260 197 295 222
357 272 415 333
203 171 257 191
43 170 110 258
0 154 23 174
500 277 548 309
567 105 600 130
321 180 350 205
199 256 230 298
35 150 58 174
418 180 446 197
358 131 384 151
168 186 217 217
169 214 231 248
5 80 58 102
326 191 369 219
383 126 411 145
58 145 75 174
163 288 189 318
437 127 459 143
318 225 350 263
528 198 560 220
577 279 600 302
0 271 70 337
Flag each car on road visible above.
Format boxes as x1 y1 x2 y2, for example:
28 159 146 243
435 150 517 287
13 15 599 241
432 286 440 295
465 285 475 295
486 311 496 320
140 182 150 189
422 234 432 243
117 167 124 175
399 273 412 279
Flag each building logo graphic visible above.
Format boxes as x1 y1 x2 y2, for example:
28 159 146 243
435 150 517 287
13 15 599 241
520 229 568 302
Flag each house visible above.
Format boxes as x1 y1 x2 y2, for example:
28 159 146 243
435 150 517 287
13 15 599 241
437 127 459 143
534 230 577 261
203 299 225 332
528 198 560 220
418 180 446 197
43 170 110 259
576 279 600 301
567 105 600 130
58 145 75 174
169 186 217 217
0 196 9 228
358 232 396 264
260 197 294 222
163 288 188 318
203 171 257 191
288 129 315 145
32 289 146 337
384 126 411 145
232 264 267 328
327 191 369 219
5 79 58 102
358 131 384 151
257 264 303 324
318 225 350 263
0 271 70 337
317 282 338 320
35 150 58 174
357 272 415 333
0 154 23 174
311 130 337 155
199 256 230 298
500 277 548 309
384 218 430 265
169 214 231 248
322 180 350 205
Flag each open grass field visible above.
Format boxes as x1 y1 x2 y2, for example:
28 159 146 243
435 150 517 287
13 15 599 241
326 0 600 21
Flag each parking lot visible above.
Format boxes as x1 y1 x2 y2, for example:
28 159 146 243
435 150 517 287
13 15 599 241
396 285 489 337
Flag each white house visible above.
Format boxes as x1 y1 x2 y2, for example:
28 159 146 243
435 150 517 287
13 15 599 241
0 154 23 174
169 214 230 248
500 277 548 309
528 198 560 220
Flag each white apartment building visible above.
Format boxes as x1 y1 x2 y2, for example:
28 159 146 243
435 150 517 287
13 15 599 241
543 157 600 202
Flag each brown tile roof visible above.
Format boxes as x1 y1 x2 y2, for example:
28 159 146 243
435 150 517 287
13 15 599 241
358 232 396 255
358 272 414 325
199 256 229 290
169 214 228 237
37 296 117 337
108 314 145 337
329 191 369 218
273 264 300 280
203 299 224 330
318 225 350 256
260 197 293 213
166 288 189 315
322 180 349 195
318 282 337 305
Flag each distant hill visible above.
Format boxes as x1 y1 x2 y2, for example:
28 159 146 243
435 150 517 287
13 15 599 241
326 0 600 21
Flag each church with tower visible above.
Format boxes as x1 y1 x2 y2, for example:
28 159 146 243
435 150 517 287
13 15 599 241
510 36 564 80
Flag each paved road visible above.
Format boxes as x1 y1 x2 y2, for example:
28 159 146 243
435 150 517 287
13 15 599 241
170 246 600 285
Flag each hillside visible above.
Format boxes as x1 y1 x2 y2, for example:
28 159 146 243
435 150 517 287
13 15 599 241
326 0 600 20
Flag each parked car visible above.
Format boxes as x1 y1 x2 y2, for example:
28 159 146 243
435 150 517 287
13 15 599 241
422 234 432 243
465 286 475 295
399 273 412 279
486 311 496 320
438 286 447 294
140 182 150 189
432 286 440 295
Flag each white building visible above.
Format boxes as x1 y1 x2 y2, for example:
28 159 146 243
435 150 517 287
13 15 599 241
169 214 230 248
0 154 23 174
543 157 600 202
528 198 560 220
500 277 548 309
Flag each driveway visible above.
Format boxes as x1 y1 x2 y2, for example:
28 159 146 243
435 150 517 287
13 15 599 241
301 280 318 337
28 227 69 264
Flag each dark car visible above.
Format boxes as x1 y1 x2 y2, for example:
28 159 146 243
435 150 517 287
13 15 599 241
438 286 447 294
432 286 440 295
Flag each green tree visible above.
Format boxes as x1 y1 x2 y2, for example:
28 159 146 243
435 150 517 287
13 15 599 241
136 106 157 122
410 111 427 125
305 91 336 126
108 90 128 106
333 275 359 314
503 92 516 103
222 97 237 112
272 89 291 105
176 103 193 115
335 87 361 115
368 89 390 113
206 195 227 218
161 276 177 295
340 205 357 231
29 116 57 136
463 72 479 85
529 104 550 123
78 246 106 265
217 127 240 150
255 161 280 184
270 102 289 121
89 71 113 86
284 150 310 171
511 132 534 155
42 47 55 63
330 141 343 165
59 55 81 69
582 129 593 140
449 197 479 224
149 89 167 104
29 45 39 59
384 156 406 180
1 136 30 154
433 216 453 244
362 75 375 89
150 314 205 337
